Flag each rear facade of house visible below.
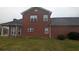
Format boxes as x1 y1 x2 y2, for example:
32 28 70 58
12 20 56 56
1 7 79 38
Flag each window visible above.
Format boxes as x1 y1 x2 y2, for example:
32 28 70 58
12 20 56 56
18 32 20 35
43 15 48 21
27 28 34 32
34 9 38 12
30 15 37 22
44 28 49 34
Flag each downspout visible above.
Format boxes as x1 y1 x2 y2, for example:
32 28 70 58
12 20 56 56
16 25 18 37
49 18 52 39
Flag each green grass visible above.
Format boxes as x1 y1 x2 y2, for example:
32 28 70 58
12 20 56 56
0 36 79 51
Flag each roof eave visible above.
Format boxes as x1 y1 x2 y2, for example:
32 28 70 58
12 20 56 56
21 7 52 15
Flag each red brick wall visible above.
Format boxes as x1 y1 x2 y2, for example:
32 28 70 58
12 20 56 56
22 8 51 37
51 26 79 38
22 8 79 38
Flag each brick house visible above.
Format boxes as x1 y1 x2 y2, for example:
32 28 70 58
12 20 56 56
22 7 52 37
1 7 79 38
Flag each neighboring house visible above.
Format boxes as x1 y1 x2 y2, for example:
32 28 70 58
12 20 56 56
1 7 79 38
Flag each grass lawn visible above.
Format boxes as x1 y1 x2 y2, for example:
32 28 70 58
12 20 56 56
0 36 79 51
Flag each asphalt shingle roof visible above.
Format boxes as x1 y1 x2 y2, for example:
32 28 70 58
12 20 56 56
1 19 22 26
51 17 79 26
1 17 79 26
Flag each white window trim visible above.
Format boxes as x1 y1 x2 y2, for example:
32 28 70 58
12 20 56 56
44 28 49 34
43 15 48 21
30 15 37 22
27 28 34 32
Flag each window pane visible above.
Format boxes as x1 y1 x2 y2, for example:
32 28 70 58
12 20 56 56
43 15 48 21
45 28 48 32
44 28 49 34
27 28 34 32
30 15 37 22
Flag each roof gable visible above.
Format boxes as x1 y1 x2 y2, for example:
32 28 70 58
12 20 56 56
22 7 52 15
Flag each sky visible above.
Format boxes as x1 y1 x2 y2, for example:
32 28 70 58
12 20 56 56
0 7 79 23
0 0 79 23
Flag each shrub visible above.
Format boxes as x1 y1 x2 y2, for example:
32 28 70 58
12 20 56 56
67 32 79 40
57 34 66 40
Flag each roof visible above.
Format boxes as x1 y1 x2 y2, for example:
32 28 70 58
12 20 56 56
51 17 79 26
1 17 79 26
1 19 22 26
22 7 52 15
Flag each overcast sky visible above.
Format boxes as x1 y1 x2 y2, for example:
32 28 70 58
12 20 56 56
0 0 79 24
0 7 79 23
